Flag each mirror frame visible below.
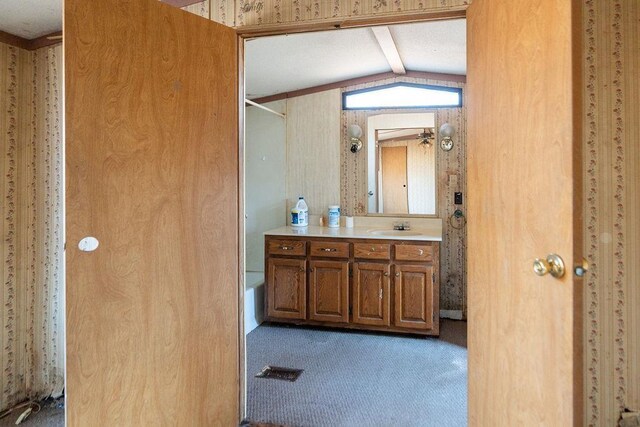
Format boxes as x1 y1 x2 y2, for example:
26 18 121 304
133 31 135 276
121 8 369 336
366 112 439 217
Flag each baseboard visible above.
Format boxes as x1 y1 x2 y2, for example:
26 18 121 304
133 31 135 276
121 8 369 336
440 310 464 320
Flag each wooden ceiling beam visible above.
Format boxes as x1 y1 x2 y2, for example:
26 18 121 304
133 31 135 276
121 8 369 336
249 70 466 105
0 30 30 49
0 30 62 50
371 26 406 75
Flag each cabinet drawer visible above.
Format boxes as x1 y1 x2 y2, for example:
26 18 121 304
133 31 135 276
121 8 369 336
268 239 306 256
309 241 350 258
354 243 391 260
395 244 434 262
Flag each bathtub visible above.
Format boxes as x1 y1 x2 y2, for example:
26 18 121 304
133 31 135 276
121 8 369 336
245 271 265 335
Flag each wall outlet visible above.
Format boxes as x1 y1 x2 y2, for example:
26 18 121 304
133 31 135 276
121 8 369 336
454 192 463 205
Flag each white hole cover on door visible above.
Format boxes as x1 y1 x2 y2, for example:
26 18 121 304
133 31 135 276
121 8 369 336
78 237 99 252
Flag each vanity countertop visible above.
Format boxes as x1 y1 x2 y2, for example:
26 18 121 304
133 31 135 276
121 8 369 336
264 225 442 242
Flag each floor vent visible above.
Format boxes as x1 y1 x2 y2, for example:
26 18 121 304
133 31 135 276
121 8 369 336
255 366 303 382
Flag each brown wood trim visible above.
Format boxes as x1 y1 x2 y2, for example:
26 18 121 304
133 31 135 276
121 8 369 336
161 0 204 7
0 30 29 49
0 30 62 51
28 31 62 50
340 9 467 29
237 34 246 422
404 70 466 83
250 70 466 104
237 8 467 37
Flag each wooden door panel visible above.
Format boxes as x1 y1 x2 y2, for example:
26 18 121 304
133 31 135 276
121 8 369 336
309 260 349 323
381 146 408 214
353 262 390 326
394 265 434 330
467 0 583 425
267 258 306 319
65 0 239 424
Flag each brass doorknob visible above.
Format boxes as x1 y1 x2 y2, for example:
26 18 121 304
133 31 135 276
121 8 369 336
533 254 565 279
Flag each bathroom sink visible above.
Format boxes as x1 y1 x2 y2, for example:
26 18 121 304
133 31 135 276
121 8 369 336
368 229 424 237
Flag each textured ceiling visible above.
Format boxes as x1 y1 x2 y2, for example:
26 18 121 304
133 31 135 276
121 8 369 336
0 0 62 39
246 19 466 98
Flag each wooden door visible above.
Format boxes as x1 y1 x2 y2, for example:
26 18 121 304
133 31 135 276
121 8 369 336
380 146 408 214
267 258 307 320
309 260 349 323
394 265 434 331
65 0 239 425
352 262 390 326
467 1 583 425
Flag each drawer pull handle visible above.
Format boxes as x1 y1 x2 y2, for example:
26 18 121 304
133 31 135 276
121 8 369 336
371 247 376 252
418 249 424 256
280 246 294 250
395 272 400 277
379 289 383 299
384 272 389 276
308 268 314 272
299 267 305 272
321 248 337 252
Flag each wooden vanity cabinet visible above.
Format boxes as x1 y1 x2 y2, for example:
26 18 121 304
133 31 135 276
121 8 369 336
352 262 391 326
394 264 435 330
308 260 349 323
266 256 307 320
264 235 440 336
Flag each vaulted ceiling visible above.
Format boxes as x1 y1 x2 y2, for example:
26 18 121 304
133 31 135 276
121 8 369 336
245 19 466 99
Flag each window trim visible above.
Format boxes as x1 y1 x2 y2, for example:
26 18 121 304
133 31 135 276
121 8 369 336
342 82 463 110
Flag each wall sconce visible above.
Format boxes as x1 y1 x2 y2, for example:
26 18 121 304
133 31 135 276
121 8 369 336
348 124 363 153
439 123 455 151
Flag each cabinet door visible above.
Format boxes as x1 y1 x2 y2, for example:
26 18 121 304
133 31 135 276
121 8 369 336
267 258 307 320
352 263 390 326
309 260 349 323
394 264 434 330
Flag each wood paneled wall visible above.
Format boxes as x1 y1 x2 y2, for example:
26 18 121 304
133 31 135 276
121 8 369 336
0 42 64 412
583 0 640 424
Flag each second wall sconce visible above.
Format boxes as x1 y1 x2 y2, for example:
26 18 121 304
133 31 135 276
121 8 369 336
348 124 363 153
439 123 455 151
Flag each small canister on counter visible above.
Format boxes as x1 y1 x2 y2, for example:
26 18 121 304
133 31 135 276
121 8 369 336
327 205 340 228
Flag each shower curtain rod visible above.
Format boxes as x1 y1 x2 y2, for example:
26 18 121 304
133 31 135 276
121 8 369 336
245 99 286 119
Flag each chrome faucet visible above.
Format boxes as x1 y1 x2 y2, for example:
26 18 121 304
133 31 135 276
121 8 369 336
393 221 411 231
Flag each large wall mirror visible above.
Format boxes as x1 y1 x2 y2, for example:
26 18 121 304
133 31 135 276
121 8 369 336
367 113 437 216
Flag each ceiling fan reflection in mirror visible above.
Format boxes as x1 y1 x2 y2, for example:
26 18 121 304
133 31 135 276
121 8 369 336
417 128 435 146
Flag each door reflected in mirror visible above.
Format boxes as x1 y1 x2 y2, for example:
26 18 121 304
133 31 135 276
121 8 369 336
367 113 437 216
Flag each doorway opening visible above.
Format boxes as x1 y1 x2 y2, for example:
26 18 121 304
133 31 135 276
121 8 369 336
241 17 468 426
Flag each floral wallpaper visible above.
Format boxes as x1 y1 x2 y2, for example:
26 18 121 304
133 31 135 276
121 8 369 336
0 42 64 412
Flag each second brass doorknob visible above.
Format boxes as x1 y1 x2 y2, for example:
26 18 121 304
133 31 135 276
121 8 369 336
533 254 565 279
